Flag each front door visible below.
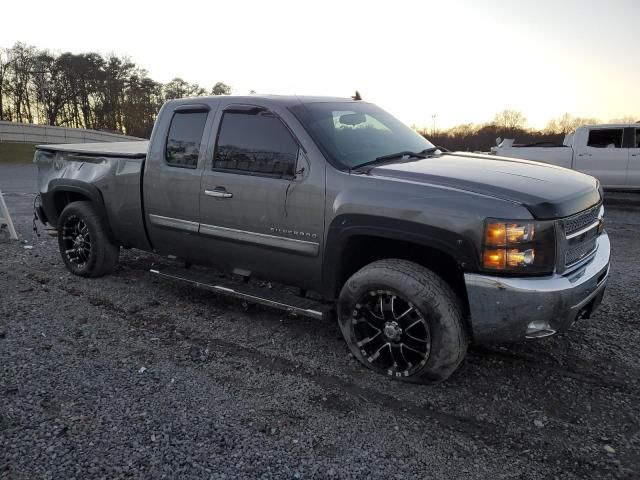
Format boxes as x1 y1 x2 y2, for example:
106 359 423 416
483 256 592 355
574 127 628 188
198 105 325 289
627 127 640 188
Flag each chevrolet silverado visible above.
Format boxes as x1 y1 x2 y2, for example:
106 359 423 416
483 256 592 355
34 95 611 383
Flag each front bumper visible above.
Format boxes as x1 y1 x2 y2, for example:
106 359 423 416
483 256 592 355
464 233 611 343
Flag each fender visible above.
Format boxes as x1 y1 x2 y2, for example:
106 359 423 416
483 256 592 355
41 179 116 242
322 214 480 297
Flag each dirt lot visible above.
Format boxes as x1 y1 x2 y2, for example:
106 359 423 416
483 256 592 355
1 164 639 479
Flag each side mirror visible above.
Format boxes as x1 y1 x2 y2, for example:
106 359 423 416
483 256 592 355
293 150 310 180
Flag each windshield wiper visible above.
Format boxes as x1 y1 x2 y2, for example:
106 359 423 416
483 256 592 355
350 147 442 171
421 146 446 154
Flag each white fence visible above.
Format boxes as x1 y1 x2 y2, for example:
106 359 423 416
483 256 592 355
0 121 143 144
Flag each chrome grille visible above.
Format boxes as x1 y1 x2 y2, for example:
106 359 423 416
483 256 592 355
561 202 602 269
562 203 601 236
565 237 598 266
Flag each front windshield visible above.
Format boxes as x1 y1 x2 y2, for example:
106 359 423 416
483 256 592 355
290 102 434 169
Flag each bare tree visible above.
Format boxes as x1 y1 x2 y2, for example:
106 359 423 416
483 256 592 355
609 115 638 124
6 43 37 123
0 47 8 120
426 114 568 152
492 109 527 130
545 113 599 134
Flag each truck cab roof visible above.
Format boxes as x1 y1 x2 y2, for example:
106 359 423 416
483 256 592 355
164 94 361 109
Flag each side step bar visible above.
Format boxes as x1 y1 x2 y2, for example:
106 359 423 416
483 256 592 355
150 266 328 320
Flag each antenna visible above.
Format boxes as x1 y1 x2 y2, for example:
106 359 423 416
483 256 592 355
352 91 362 101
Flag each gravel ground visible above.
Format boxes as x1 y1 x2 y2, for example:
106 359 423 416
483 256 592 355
1 164 639 479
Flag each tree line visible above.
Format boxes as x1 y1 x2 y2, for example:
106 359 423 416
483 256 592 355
422 110 638 152
1 42 637 147
0 43 231 138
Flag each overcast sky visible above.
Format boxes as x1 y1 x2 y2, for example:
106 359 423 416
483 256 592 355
1 0 638 129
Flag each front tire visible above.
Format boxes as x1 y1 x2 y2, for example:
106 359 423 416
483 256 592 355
57 201 119 277
337 259 468 383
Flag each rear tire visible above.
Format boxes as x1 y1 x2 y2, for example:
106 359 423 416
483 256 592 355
57 201 119 277
337 259 468 383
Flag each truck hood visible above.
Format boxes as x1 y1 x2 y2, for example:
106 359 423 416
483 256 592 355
371 152 601 219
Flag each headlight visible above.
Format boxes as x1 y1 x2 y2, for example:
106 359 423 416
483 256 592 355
482 219 555 274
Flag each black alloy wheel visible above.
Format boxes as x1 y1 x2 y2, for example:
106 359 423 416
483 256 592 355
57 201 119 277
351 289 431 378
61 215 92 268
338 259 468 383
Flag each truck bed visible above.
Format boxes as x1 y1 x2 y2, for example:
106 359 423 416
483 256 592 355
36 140 149 158
35 141 150 251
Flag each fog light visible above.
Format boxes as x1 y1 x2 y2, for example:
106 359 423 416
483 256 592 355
525 320 556 339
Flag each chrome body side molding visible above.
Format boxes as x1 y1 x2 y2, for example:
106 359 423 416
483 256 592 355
199 223 319 256
148 214 199 233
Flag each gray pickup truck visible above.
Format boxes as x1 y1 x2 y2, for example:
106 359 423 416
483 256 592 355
34 95 610 383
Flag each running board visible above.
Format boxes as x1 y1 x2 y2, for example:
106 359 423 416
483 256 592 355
150 266 327 320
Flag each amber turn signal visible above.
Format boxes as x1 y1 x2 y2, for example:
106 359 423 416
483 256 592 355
483 249 506 269
485 221 535 246
484 223 506 246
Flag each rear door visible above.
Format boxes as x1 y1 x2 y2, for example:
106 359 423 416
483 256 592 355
197 104 325 289
573 127 628 188
143 104 213 257
627 127 640 188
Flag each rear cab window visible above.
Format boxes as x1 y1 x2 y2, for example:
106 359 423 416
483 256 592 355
165 111 208 168
213 110 299 178
587 128 623 148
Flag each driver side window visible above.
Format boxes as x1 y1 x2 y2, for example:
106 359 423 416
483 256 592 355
213 111 298 178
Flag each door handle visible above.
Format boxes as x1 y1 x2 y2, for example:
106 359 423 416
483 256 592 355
632 154 639 157
204 187 233 199
577 153 592 157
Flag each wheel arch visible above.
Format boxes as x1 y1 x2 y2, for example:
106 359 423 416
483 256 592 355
322 214 480 316
43 180 116 243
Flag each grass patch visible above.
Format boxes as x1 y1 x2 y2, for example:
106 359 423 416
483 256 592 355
0 142 36 163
